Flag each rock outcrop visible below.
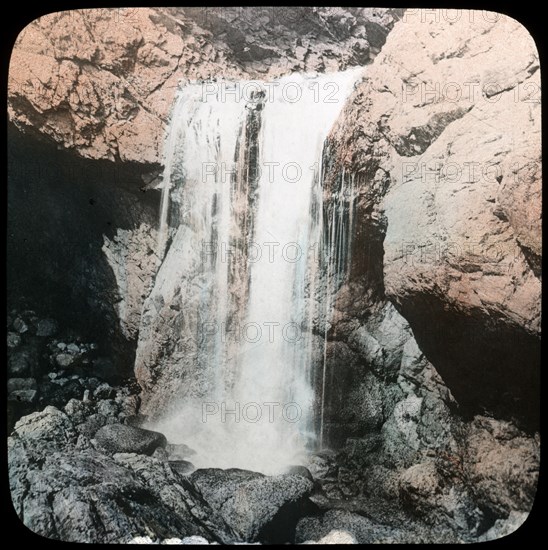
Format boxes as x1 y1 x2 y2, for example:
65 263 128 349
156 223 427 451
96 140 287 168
324 12 541 430
8 7 401 164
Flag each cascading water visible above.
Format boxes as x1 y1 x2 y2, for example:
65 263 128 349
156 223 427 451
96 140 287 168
151 69 362 474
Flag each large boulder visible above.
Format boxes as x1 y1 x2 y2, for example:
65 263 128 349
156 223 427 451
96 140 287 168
12 406 77 449
189 468 314 542
8 440 226 543
94 424 167 455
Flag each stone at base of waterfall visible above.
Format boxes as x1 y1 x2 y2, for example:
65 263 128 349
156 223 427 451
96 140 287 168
170 460 195 475
190 468 314 542
94 423 167 455
302 529 358 544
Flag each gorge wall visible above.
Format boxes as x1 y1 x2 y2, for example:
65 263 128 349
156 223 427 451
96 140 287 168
8 7 540 542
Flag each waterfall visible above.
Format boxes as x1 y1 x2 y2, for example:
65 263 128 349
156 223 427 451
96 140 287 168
152 69 361 474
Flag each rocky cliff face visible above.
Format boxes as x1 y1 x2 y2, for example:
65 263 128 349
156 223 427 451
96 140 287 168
324 12 540 428
8 7 401 164
8 7 540 543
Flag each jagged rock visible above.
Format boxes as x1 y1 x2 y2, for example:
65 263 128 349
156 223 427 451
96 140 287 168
284 465 313 481
95 424 167 455
463 416 539 517
296 509 456 544
36 318 58 336
13 406 76 450
190 468 314 542
94 382 116 400
8 442 224 543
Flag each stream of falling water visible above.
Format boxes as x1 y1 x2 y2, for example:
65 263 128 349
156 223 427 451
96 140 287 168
153 69 361 474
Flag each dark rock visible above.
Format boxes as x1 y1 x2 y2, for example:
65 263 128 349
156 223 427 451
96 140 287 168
8 441 224 543
93 382 116 400
8 350 32 376
7 332 21 348
296 509 457 544
190 468 314 542
169 460 195 475
76 413 107 438
95 424 167 456
8 377 37 393
9 389 38 404
36 318 58 337
124 413 149 428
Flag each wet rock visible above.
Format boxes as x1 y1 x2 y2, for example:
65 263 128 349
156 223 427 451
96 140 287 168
306 453 338 480
95 424 167 456
125 413 149 428
7 332 21 348
36 318 58 337
57 342 67 350
190 468 314 542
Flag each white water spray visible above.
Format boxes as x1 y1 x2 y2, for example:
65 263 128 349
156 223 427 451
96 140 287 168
152 69 362 474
